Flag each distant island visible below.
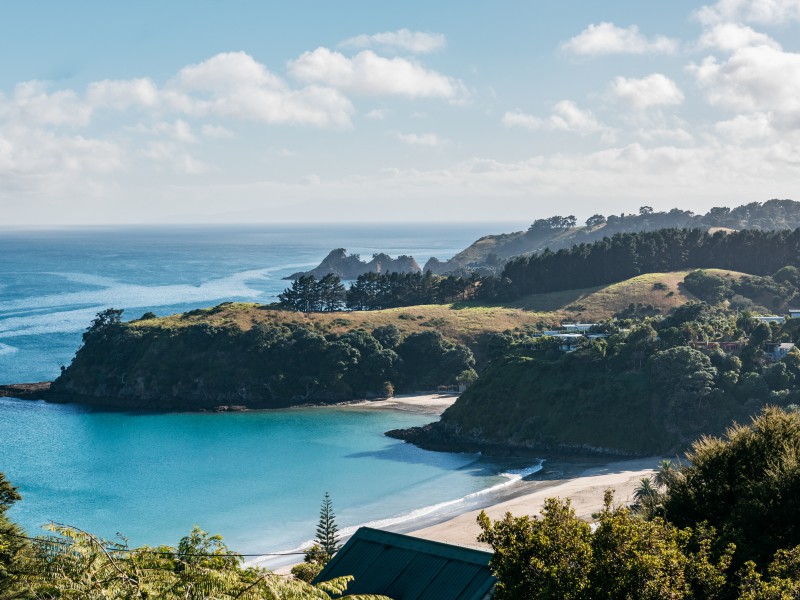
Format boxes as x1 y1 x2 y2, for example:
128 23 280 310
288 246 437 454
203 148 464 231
285 248 420 280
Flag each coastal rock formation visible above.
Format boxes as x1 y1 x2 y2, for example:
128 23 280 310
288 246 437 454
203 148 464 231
286 248 421 280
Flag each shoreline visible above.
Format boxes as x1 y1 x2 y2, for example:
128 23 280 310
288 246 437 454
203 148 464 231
249 395 661 572
335 392 459 415
407 456 660 550
255 451 661 572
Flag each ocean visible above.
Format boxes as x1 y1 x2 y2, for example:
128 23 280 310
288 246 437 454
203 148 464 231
0 222 537 556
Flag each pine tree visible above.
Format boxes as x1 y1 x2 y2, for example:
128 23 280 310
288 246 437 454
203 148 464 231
316 492 340 556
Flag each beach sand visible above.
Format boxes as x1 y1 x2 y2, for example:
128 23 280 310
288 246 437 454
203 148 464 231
340 392 459 415
408 456 659 550
268 393 661 571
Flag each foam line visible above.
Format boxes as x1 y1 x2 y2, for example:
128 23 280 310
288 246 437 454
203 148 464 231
247 461 543 568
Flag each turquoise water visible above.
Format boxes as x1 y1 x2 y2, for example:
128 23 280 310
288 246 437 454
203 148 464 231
0 223 532 554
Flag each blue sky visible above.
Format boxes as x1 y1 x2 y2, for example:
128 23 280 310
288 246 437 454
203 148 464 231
1 0 799 225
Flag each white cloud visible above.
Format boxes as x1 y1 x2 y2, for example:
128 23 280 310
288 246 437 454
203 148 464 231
503 101 612 138
135 119 196 142
610 74 684 110
698 23 780 52
366 108 391 120
176 155 209 174
0 125 122 194
172 52 354 128
201 124 234 139
696 0 800 24
715 112 774 141
0 81 92 127
562 22 678 56
87 78 160 110
690 45 800 115
393 132 448 147
637 127 694 143
288 48 462 99
339 29 446 54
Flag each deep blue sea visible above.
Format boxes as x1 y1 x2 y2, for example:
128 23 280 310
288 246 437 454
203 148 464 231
0 223 537 557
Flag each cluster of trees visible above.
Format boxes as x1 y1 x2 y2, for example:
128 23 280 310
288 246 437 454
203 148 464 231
53 312 476 409
494 228 800 301
479 407 800 599
431 302 800 454
279 271 478 313
283 228 800 311
529 215 577 232
578 199 800 236
0 474 383 599
278 275 346 312
683 267 800 312
429 199 800 276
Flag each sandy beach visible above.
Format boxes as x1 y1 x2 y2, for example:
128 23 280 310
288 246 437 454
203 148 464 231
408 456 660 550
340 392 459 415
269 393 661 571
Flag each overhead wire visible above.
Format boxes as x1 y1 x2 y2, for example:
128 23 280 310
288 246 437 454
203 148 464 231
0 531 309 557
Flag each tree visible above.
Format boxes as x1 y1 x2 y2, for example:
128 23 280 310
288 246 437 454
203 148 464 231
664 407 800 571
318 274 346 312
586 214 606 228
639 206 654 216
477 498 592 599
279 275 322 312
83 308 124 343
0 472 26 597
316 492 339 557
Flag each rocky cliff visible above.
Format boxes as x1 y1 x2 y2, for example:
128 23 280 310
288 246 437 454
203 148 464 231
286 248 421 280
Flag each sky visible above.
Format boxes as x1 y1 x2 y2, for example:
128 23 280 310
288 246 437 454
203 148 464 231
1 0 799 225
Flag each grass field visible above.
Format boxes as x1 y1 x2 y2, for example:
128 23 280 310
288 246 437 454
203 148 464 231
130 270 749 346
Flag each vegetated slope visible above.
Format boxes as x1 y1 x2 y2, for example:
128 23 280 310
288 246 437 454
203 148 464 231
426 199 800 275
392 268 800 456
47 271 725 410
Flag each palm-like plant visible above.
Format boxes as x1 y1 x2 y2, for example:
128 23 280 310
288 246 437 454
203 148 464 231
653 459 679 490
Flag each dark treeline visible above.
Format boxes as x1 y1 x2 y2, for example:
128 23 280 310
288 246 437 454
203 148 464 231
280 270 477 312
281 228 800 312
495 228 800 301
50 310 476 409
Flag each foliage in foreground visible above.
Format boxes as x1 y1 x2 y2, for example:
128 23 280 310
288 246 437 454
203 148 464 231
0 498 387 600
479 407 800 599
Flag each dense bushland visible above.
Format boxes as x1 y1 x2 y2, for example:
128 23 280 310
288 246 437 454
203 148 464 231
479 407 800 599
402 303 800 454
50 311 475 409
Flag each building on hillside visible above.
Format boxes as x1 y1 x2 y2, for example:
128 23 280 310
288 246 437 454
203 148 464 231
550 333 585 351
313 527 496 600
561 323 598 333
755 315 786 325
769 342 796 361
789 309 800 319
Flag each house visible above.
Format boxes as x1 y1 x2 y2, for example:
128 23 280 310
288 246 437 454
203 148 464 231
789 309 800 319
755 315 786 325
561 323 598 333
313 527 496 600
772 343 796 361
550 333 585 352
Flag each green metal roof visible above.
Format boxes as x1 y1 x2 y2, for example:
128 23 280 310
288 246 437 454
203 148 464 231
313 527 496 600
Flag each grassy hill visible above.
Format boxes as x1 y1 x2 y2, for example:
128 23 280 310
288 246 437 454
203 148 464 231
134 270 746 348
